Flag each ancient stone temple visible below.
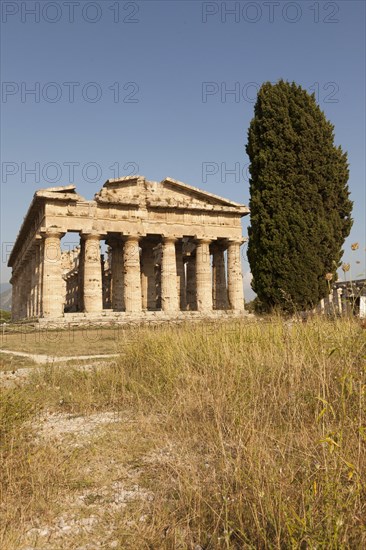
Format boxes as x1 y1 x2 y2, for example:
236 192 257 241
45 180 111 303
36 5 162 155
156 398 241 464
8 176 249 322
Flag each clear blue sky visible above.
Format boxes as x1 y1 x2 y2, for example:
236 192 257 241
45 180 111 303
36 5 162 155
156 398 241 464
1 0 365 298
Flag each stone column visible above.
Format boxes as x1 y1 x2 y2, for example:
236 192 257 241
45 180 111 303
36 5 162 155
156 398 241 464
101 254 108 309
9 275 15 320
333 287 341 315
212 243 229 310
359 296 366 319
30 243 40 317
33 237 42 317
123 236 142 313
186 255 197 310
141 240 156 310
24 254 32 318
21 257 28 318
16 275 22 319
161 237 179 313
15 275 21 319
78 239 85 312
41 229 65 318
38 236 44 317
18 259 28 319
154 244 162 310
325 292 333 316
27 250 36 318
110 238 125 311
227 240 244 311
28 251 33 317
23 258 29 318
195 239 212 312
341 287 349 315
175 240 186 311
23 260 30 319
10 273 19 321
81 232 103 313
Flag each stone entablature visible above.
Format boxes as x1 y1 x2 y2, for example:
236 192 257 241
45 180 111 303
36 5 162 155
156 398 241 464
8 176 249 321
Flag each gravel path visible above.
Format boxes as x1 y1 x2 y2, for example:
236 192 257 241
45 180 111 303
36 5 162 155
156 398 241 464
0 349 119 364
0 350 119 388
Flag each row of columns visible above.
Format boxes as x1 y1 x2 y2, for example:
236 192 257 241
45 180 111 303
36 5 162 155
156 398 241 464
11 230 245 319
318 287 362 316
11 235 44 319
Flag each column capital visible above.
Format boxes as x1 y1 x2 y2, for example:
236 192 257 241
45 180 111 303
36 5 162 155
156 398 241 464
80 230 104 241
195 237 212 245
162 235 178 244
226 237 247 246
40 227 65 240
123 234 141 243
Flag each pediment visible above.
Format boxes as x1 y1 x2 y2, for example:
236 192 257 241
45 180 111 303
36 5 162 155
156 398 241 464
95 176 249 214
155 178 244 208
95 176 142 206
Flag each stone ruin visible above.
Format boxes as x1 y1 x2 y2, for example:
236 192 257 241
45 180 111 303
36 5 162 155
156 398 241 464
8 176 250 323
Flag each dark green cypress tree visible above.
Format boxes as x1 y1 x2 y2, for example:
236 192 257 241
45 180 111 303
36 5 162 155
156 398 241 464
246 80 353 312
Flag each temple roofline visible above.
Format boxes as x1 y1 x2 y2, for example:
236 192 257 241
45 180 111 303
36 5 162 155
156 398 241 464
8 177 249 268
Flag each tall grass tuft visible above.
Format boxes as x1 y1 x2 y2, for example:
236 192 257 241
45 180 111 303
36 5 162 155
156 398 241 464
117 317 366 548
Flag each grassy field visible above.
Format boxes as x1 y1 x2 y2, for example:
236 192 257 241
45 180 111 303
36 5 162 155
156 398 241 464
1 317 365 549
0 326 132 356
0 352 38 371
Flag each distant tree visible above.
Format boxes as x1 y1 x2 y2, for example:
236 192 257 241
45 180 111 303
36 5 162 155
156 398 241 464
0 310 11 323
246 80 353 312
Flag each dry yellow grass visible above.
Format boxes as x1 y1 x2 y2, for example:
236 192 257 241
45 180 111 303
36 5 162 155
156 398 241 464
1 317 365 548
0 325 132 356
0 352 38 371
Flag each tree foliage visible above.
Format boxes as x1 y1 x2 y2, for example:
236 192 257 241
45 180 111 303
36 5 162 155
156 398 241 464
246 80 353 312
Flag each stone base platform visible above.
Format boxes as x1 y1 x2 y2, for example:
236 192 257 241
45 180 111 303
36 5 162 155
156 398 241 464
30 309 249 328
